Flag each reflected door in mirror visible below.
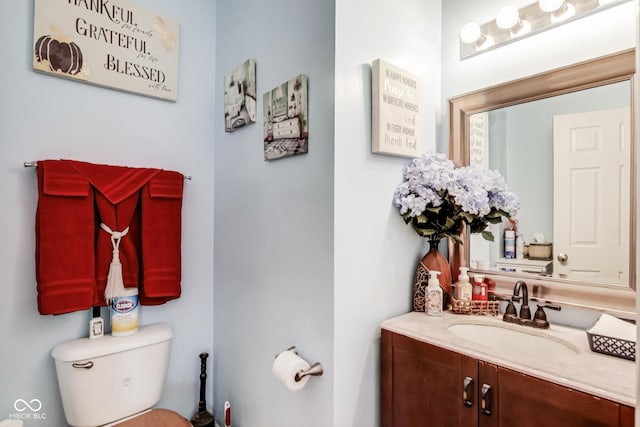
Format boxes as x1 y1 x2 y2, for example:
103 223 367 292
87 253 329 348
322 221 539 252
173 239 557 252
553 108 630 285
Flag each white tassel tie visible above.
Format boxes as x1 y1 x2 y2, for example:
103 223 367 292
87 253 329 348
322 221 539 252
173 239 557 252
100 223 130 304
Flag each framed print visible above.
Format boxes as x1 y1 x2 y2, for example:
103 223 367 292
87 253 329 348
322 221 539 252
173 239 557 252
33 0 180 101
263 75 308 161
224 59 257 132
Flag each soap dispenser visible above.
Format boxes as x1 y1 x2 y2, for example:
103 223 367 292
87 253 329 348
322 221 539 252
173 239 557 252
456 267 473 301
426 270 443 316
472 274 488 301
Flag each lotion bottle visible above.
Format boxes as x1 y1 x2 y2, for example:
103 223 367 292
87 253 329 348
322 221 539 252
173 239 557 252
456 267 473 301
426 270 443 316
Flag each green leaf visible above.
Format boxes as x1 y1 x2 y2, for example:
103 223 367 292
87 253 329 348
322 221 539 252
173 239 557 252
486 216 503 225
481 230 495 242
415 214 429 224
445 217 457 229
425 206 441 214
460 212 474 222
401 212 413 224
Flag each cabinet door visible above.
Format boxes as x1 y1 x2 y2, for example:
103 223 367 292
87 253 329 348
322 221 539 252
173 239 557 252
381 330 477 427
496 367 621 427
619 404 635 427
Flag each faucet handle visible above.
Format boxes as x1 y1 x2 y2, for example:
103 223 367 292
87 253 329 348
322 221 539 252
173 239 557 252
537 301 561 311
532 306 549 329
503 300 518 322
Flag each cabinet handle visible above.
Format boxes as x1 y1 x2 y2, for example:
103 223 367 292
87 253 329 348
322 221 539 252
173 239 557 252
462 376 473 407
480 384 492 416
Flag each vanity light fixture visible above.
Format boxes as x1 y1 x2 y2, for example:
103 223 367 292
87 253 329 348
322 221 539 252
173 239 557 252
459 22 495 51
496 5 532 38
459 0 631 60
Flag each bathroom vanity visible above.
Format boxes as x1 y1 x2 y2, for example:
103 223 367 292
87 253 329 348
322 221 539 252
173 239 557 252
381 312 635 427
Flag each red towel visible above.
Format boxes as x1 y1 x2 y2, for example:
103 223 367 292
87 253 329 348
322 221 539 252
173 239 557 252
139 170 184 305
35 160 183 314
35 161 96 314
67 160 160 305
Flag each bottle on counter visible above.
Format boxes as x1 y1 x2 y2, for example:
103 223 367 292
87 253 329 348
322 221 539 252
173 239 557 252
504 218 517 259
472 274 488 301
455 267 473 301
426 270 443 316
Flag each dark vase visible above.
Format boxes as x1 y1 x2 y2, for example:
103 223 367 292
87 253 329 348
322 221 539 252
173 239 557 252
413 237 452 312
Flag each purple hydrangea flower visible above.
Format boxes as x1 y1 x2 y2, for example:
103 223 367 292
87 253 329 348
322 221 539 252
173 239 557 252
392 152 520 241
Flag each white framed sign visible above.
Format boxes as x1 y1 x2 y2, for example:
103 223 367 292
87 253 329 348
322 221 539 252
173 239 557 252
33 0 180 101
371 59 421 157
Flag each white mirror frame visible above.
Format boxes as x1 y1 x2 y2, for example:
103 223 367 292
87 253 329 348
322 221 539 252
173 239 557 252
448 49 636 318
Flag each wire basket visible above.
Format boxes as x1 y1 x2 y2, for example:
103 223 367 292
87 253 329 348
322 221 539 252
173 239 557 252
450 297 499 316
586 332 636 361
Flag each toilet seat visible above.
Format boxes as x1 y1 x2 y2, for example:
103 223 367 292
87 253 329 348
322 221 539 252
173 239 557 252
114 409 191 426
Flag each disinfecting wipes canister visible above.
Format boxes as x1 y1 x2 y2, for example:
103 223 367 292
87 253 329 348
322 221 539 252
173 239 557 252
111 288 139 336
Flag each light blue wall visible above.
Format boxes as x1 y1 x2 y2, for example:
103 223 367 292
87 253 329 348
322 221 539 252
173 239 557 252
0 1 215 425
334 1 442 426
214 0 442 425
213 1 335 426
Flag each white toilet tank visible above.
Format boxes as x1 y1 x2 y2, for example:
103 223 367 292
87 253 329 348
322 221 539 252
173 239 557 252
51 323 173 427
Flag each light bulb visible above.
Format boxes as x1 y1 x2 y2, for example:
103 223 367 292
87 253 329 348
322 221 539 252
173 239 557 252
459 22 494 51
496 6 519 29
460 22 481 44
496 5 532 38
538 0 564 12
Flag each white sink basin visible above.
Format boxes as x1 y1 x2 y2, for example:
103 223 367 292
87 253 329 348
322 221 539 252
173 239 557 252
448 323 579 357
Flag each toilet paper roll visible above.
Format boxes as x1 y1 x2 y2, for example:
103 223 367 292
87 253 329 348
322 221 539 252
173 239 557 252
272 350 311 392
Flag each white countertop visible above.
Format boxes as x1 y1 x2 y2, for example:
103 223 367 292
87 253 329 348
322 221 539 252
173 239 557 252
381 311 636 406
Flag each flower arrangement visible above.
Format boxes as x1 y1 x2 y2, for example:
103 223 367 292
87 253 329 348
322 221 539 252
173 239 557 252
393 152 520 243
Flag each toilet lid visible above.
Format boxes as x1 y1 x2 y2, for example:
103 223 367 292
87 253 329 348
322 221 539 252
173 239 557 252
115 409 191 427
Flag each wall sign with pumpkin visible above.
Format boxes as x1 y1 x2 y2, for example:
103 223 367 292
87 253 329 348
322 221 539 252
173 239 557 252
34 33 84 76
32 0 180 102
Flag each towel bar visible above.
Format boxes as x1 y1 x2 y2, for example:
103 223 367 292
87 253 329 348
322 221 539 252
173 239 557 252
23 160 192 180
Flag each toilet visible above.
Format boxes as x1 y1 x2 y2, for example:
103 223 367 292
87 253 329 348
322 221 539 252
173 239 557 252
51 323 191 427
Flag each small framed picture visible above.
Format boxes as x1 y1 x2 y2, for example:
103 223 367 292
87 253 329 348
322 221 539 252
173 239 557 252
224 59 257 132
263 74 308 161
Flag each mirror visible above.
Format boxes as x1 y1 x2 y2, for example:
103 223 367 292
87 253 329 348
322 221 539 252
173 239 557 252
448 49 636 317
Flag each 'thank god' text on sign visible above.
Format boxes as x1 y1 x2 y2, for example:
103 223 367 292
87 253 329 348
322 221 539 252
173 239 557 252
33 0 180 101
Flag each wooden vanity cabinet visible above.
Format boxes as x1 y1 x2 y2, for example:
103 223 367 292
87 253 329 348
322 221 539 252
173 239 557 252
381 330 634 427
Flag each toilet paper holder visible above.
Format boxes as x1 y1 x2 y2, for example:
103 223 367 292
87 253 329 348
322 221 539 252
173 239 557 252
277 346 324 382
